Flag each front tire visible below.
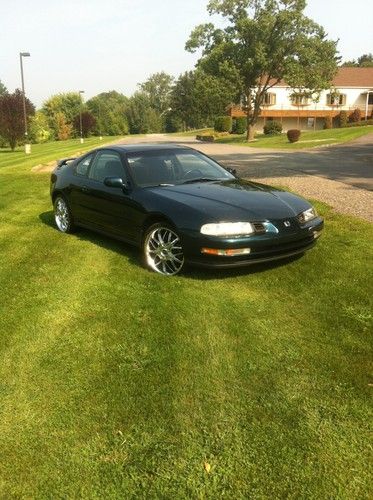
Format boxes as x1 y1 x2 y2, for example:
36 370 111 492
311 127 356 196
54 196 75 233
143 223 185 276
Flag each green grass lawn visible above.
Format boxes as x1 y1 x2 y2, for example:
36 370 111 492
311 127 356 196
0 136 122 169
168 128 214 137
0 140 372 498
215 125 373 149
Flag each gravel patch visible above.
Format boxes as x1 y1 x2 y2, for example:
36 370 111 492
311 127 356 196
250 168 373 222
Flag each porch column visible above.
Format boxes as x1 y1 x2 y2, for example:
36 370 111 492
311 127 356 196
365 92 369 121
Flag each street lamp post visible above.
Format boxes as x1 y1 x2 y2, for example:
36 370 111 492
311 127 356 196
79 90 85 143
19 52 31 154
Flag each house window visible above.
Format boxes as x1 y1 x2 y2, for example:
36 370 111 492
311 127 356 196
263 92 276 106
368 93 373 105
291 95 310 106
326 93 347 106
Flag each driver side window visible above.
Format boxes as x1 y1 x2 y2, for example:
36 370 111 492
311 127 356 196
88 151 126 183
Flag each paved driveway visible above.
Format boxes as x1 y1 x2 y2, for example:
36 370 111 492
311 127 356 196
116 133 373 221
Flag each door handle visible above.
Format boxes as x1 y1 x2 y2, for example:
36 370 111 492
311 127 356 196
81 186 90 193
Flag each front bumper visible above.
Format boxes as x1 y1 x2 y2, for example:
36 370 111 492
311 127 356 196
182 217 324 269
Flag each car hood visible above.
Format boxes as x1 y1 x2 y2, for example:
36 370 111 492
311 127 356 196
147 179 310 221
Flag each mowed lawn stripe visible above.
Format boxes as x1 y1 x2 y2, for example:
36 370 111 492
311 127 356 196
0 140 372 498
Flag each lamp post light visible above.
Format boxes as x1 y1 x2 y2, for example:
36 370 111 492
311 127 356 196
19 52 31 154
79 90 85 143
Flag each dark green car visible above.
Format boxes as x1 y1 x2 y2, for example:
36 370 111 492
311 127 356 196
51 144 323 276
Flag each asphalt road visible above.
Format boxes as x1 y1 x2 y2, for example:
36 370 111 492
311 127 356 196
118 132 373 191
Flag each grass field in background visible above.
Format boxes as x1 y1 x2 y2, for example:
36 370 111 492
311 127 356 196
214 125 373 149
0 136 122 170
0 140 372 498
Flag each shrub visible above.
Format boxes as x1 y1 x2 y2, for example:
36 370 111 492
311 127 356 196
232 117 247 134
344 119 373 127
263 120 282 135
349 108 362 123
214 116 232 132
337 110 348 128
196 134 215 142
323 116 333 129
287 129 301 143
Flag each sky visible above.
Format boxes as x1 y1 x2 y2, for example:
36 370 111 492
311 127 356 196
0 0 372 108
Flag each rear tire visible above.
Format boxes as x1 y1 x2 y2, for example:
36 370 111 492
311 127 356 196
143 223 185 276
53 196 75 233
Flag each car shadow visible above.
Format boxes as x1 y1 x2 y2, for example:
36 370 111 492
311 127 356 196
39 210 304 280
39 211 140 267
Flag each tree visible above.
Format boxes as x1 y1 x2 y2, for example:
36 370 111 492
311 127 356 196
126 92 162 134
29 111 53 143
42 92 83 138
139 72 174 116
54 112 73 141
342 53 373 67
86 91 129 135
170 69 236 130
186 0 339 140
73 111 97 137
0 80 8 147
0 89 35 150
0 80 7 96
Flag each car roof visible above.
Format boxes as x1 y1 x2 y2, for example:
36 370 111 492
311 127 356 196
101 143 193 154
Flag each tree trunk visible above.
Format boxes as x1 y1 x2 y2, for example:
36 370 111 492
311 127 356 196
246 124 255 141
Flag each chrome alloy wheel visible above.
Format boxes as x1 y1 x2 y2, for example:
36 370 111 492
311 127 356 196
54 197 70 232
145 226 184 276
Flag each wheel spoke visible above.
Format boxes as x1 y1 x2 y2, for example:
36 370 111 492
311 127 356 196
145 226 184 275
55 199 70 232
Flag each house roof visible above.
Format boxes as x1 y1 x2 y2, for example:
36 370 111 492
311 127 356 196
332 67 373 87
271 67 373 88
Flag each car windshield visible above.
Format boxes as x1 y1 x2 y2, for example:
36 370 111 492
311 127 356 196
126 149 234 187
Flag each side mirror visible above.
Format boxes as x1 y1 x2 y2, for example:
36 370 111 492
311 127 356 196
104 177 129 191
226 167 238 177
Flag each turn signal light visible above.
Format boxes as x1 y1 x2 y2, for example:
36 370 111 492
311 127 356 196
201 247 251 256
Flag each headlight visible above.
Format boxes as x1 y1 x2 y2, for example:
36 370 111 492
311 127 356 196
200 222 255 237
298 207 318 224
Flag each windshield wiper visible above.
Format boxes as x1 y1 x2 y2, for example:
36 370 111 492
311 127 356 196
182 177 218 184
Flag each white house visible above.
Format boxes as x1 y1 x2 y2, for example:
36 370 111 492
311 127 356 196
228 67 373 131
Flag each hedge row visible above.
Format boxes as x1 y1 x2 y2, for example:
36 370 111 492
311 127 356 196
344 119 373 127
324 108 372 129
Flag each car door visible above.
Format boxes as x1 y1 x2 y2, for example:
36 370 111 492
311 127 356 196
68 152 97 222
80 150 140 241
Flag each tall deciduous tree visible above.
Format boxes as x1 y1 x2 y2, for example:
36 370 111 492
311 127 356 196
170 69 236 129
0 89 35 150
342 53 373 68
86 91 129 135
126 92 162 134
139 72 174 116
186 0 339 140
73 111 96 137
0 80 7 96
42 92 83 138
